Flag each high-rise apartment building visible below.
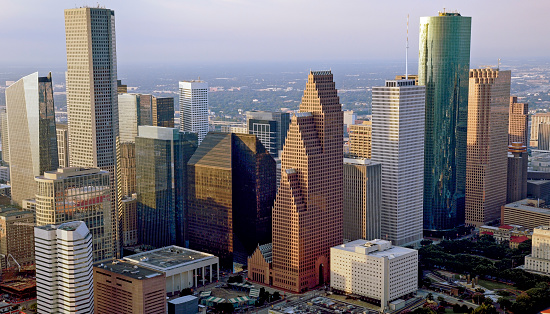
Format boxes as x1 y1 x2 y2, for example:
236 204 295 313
246 111 290 156
153 97 175 128
509 96 528 146
372 79 425 245
0 109 9 165
465 69 511 227
507 143 528 203
136 126 197 248
5 72 59 205
271 71 343 293
56 124 69 168
348 121 372 159
35 221 94 313
419 11 471 230
343 158 381 241
0 207 35 269
530 113 550 148
179 81 208 144
65 6 119 257
187 132 276 267
35 167 112 261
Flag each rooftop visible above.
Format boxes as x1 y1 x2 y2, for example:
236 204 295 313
333 239 417 259
124 245 215 271
169 295 198 305
94 260 162 280
504 199 550 215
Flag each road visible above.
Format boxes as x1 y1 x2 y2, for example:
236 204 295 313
417 289 478 310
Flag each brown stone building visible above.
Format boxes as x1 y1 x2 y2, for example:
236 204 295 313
94 260 166 314
247 243 272 285
271 71 343 292
465 69 511 227
508 96 528 146
0 207 34 268
348 121 372 159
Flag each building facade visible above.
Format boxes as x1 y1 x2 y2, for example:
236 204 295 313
525 226 550 275
56 124 69 168
246 111 290 157
530 113 550 148
419 12 471 230
136 126 197 248
0 109 9 165
187 132 276 267
343 158 381 241
372 79 425 245
0 208 34 269
271 71 343 292
179 81 208 144
507 143 528 203
153 97 175 128
465 69 511 227
330 239 418 310
118 93 141 142
501 198 550 230
5 72 58 205
539 123 550 151
35 221 94 314
35 167 112 262
509 96 528 146
348 121 372 159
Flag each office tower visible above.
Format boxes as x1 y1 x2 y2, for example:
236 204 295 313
530 113 550 148
524 226 550 275
5 72 59 205
0 207 35 269
117 142 136 197
271 71 343 293
120 196 138 246
35 167 112 261
65 7 119 257
419 11 471 230
539 123 550 151
35 221 94 314
509 96 528 146
349 121 372 159
246 111 290 157
465 69 511 227
343 158 381 241
395 74 419 85
94 260 166 314
139 94 153 126
343 110 356 132
117 80 127 93
118 93 141 142
136 126 197 248
187 132 276 267
507 143 528 203
0 109 9 164
56 124 69 168
179 81 208 144
153 97 175 128
372 79 425 245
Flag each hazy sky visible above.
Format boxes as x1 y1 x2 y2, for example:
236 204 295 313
1 0 548 67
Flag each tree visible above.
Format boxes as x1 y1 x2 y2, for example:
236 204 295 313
272 291 281 301
497 297 511 310
472 303 498 314
452 303 462 313
473 292 485 305
214 303 234 313
412 307 436 314
179 288 192 296
427 293 433 301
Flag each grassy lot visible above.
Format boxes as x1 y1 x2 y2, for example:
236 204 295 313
477 279 517 291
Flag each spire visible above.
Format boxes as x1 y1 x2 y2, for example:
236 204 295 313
406 14 409 80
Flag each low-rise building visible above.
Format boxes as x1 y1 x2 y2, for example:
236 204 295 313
0 207 34 269
247 243 272 285
168 295 199 314
330 239 418 311
479 224 532 248
524 226 550 275
501 198 550 230
94 259 166 314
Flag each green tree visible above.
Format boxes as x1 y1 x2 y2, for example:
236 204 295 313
472 303 497 314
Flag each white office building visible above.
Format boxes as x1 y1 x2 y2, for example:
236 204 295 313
330 239 418 310
35 221 94 313
179 81 209 144
371 79 425 246
525 226 550 275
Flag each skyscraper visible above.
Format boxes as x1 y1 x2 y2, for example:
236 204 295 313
271 71 343 293
348 121 372 159
509 96 528 146
5 72 58 205
530 113 550 148
65 7 119 256
419 11 471 230
138 94 153 126
372 79 425 245
538 123 550 151
246 111 290 157
187 132 276 267
118 93 141 142
136 126 197 248
35 221 94 313
35 167 112 262
0 109 9 165
179 81 208 144
56 124 69 168
507 142 528 203
153 97 175 128
465 69 511 227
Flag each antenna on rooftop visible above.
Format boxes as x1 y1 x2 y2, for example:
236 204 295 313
498 58 501 71
406 14 409 80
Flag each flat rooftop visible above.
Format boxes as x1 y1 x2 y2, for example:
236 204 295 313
124 246 215 271
504 198 550 215
94 260 162 280
333 239 417 259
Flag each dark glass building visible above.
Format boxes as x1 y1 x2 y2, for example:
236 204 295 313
246 111 290 157
153 97 175 128
136 126 197 248
187 132 276 268
418 11 471 230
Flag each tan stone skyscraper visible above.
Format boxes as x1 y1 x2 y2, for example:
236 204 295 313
272 71 343 293
509 96 528 146
465 69 511 227
348 121 372 158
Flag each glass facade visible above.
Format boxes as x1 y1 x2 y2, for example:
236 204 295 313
246 111 290 157
153 97 175 128
418 13 471 230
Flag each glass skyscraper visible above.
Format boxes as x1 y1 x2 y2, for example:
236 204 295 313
418 12 471 231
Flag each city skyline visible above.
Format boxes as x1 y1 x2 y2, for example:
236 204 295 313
1 1 549 67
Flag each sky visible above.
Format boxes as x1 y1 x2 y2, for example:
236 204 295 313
0 0 549 67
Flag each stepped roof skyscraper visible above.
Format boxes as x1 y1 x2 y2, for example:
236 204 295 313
419 11 471 230
271 71 343 293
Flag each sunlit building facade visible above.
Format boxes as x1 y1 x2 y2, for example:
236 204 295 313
56 124 69 168
348 121 372 159
179 81 208 144
509 96 528 146
530 113 550 148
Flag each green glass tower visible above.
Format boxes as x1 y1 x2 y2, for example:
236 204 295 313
418 12 471 230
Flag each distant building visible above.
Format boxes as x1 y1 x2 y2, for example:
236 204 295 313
117 80 127 93
539 122 550 151
5 72 58 206
525 226 550 275
221 124 248 134
530 113 550 148
153 97 175 128
343 110 356 132
501 198 550 230
246 111 290 157
120 196 138 247
0 166 9 183
343 158 381 241
507 143 528 203
56 124 69 168
527 180 550 203
508 96 528 146
94 259 165 314
179 81 209 144
0 109 9 165
348 121 372 159
139 94 154 126
118 93 142 143
0 207 34 269
35 221 94 313
331 239 418 310
479 224 532 247
168 295 199 314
